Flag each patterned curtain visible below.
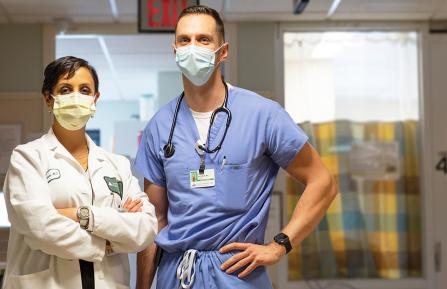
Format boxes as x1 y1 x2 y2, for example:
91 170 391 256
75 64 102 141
287 120 422 280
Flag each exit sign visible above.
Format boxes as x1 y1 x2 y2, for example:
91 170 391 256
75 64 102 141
138 0 200 33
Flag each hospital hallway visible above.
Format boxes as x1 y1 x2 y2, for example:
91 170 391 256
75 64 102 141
1 1 447 289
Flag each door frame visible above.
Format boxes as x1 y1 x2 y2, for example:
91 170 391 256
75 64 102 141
274 21 435 289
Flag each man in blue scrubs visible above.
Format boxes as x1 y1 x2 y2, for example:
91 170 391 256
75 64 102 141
135 5 337 289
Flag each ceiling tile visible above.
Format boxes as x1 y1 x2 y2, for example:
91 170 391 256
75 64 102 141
2 0 114 23
115 0 136 15
3 0 446 24
432 0 447 19
337 0 433 13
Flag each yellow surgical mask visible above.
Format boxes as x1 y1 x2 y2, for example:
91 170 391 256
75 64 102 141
52 92 96 131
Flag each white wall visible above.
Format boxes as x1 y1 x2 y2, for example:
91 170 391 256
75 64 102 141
86 100 139 152
157 71 183 108
0 24 43 92
237 22 277 95
0 23 46 269
0 24 46 187
428 33 447 289
0 24 45 136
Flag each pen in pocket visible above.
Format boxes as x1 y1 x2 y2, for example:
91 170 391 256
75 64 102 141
221 156 227 172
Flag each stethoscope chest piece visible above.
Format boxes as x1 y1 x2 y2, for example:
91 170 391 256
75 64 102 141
163 142 176 158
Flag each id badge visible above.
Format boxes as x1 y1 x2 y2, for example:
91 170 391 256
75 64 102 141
190 169 215 188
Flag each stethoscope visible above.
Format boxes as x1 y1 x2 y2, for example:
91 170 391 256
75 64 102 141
163 81 232 173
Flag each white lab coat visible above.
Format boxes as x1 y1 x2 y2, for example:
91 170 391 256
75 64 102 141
1 129 157 289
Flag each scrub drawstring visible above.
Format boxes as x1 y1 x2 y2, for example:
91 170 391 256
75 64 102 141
176 249 198 289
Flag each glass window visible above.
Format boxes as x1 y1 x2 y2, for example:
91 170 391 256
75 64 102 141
284 32 422 280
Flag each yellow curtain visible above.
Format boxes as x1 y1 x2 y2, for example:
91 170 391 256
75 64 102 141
287 120 422 280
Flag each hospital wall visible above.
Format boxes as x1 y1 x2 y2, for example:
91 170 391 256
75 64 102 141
158 71 183 108
0 24 46 138
237 22 276 95
0 21 280 143
0 23 45 269
234 21 284 184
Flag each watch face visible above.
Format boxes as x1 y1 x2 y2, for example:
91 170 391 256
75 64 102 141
274 233 292 254
274 233 288 243
79 208 89 218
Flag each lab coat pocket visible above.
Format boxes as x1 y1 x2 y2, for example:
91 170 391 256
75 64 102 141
216 163 249 211
8 265 53 289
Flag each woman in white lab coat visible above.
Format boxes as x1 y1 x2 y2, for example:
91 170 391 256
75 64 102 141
1 56 157 289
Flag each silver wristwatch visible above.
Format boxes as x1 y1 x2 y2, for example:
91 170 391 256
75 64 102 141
77 206 90 229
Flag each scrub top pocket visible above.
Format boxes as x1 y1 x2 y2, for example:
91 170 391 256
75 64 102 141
160 150 192 211
216 163 249 211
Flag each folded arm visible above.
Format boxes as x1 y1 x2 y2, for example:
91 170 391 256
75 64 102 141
5 148 106 262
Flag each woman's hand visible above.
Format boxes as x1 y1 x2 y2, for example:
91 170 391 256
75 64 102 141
219 242 286 278
57 208 78 222
122 198 143 213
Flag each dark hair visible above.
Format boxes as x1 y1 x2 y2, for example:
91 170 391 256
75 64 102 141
176 5 225 43
41 56 99 95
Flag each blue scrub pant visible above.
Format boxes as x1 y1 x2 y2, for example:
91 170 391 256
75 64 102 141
156 250 274 289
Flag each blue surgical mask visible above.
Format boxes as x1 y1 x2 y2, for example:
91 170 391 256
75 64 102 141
175 44 225 86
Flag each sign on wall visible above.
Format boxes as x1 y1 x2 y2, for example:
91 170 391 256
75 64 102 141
138 0 200 33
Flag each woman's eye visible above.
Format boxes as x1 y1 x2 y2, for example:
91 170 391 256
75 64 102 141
60 87 71 94
81 87 92 94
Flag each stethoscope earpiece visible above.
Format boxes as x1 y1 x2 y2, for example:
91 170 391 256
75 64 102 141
163 143 176 158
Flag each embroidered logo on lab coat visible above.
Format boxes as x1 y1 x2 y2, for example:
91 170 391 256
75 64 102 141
46 169 61 183
103 176 123 199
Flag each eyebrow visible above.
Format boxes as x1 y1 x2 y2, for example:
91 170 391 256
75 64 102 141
57 83 73 88
176 33 214 40
58 82 92 86
79 83 93 87
56 83 93 89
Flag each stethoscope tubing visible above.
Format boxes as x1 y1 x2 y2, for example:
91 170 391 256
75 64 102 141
163 81 231 158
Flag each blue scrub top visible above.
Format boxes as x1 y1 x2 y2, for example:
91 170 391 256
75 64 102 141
135 85 308 253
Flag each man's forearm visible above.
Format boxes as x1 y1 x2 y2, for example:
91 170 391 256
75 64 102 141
283 173 337 247
137 243 158 289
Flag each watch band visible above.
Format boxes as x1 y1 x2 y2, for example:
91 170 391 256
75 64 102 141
274 232 292 254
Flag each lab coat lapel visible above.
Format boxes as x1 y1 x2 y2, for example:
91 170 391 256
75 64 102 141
43 129 84 171
86 134 106 177
43 128 106 175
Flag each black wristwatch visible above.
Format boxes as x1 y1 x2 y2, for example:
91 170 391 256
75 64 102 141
273 232 292 254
